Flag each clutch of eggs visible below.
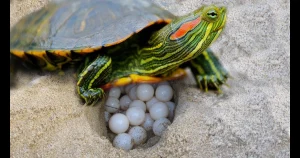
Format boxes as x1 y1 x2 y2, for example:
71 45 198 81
104 81 175 151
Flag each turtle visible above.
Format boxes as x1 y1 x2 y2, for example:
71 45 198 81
10 0 229 106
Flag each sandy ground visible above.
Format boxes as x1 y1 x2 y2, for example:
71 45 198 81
10 0 290 157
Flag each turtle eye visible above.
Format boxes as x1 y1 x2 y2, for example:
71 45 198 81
207 9 218 19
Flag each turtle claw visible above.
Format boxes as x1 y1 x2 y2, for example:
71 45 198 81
195 74 227 93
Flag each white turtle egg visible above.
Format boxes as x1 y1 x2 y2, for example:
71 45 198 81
153 118 171 136
129 86 138 100
109 87 121 98
128 126 147 145
141 113 154 131
105 97 120 113
126 107 145 126
165 101 175 119
109 113 129 134
125 84 136 94
149 102 169 120
146 97 159 111
129 100 146 112
136 84 154 101
119 95 132 111
104 111 111 123
113 133 134 151
155 85 173 102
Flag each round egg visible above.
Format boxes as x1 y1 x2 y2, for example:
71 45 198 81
119 95 132 111
108 87 121 98
113 133 134 151
128 126 147 145
141 113 154 131
129 100 146 112
105 97 120 113
109 113 129 134
149 102 169 120
136 84 154 101
126 107 145 126
153 118 171 136
146 97 159 111
129 86 138 100
155 85 173 102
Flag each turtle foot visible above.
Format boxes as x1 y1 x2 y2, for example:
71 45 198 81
194 74 228 93
189 49 230 93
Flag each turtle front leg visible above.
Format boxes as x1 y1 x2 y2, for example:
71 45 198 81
77 55 112 106
189 48 229 93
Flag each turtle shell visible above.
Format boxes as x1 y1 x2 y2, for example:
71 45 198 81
10 0 175 69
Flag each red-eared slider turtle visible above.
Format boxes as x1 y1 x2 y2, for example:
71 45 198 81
10 0 229 106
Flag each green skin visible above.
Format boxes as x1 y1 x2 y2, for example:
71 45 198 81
77 6 229 105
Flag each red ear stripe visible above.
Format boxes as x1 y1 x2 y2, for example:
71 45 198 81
170 17 201 40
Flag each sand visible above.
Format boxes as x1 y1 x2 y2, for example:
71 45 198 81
10 0 290 157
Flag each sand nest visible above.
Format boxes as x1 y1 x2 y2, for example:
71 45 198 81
10 0 290 157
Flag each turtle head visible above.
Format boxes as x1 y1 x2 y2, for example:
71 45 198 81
132 5 227 76
165 5 227 59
